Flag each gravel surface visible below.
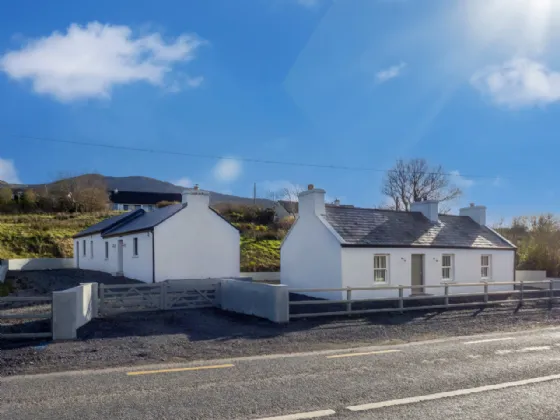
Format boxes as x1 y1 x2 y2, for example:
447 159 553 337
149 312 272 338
2 302 560 376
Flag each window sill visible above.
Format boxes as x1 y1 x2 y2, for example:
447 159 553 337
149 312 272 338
481 278 493 282
441 280 456 284
373 282 389 286
132 255 139 258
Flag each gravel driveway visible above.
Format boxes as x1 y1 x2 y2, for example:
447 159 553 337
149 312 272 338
2 302 560 377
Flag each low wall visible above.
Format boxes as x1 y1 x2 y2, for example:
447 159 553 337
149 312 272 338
219 279 289 323
8 258 75 271
239 272 280 282
516 270 547 282
52 283 98 340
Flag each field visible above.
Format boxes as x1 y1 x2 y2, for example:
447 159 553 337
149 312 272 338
0 212 282 272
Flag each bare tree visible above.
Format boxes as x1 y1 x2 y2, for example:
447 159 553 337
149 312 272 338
381 158 462 212
50 173 108 212
268 185 303 217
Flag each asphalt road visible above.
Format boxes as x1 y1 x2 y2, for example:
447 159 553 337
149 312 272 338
4 327 560 419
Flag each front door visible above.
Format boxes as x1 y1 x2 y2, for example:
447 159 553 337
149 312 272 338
411 254 424 294
117 240 124 274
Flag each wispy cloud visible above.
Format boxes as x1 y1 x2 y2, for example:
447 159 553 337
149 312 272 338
450 170 474 188
471 58 560 108
0 22 204 102
375 62 407 84
213 158 242 183
0 156 21 184
172 177 192 188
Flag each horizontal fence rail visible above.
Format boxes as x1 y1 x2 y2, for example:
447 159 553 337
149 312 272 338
0 295 53 339
288 280 557 319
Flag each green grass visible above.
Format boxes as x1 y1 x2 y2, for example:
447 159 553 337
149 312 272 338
0 212 284 272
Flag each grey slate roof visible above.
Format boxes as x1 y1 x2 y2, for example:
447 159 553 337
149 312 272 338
103 204 185 237
324 206 515 249
73 210 144 238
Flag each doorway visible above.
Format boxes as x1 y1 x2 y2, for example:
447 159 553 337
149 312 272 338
411 254 425 294
117 240 124 275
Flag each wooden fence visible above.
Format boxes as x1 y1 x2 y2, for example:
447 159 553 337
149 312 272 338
99 281 218 315
288 280 557 319
0 296 53 339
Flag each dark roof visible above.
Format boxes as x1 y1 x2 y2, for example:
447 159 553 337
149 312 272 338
73 210 144 238
103 204 185 237
324 206 515 249
109 191 182 205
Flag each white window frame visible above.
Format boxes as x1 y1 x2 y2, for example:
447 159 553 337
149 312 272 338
441 254 454 282
373 254 389 284
105 242 109 260
133 238 139 257
481 255 492 280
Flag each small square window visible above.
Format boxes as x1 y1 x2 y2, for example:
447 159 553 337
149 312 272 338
123 204 129 211
133 238 139 256
373 255 388 283
442 254 453 281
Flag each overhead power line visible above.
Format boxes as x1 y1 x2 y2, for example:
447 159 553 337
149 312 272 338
11 134 498 180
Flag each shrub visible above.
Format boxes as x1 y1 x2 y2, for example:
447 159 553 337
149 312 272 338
156 200 180 208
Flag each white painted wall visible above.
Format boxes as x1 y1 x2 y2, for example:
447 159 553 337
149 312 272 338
52 283 96 340
281 215 343 300
120 232 153 283
74 234 110 273
341 247 516 299
154 206 240 281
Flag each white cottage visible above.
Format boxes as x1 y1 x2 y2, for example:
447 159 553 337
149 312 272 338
73 187 240 283
281 185 516 300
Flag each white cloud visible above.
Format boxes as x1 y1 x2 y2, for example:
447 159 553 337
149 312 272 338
375 62 407 84
213 158 242 183
0 157 21 184
172 177 192 188
0 22 204 101
471 57 560 108
450 170 474 188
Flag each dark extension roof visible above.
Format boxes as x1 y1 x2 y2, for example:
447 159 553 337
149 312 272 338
73 209 144 239
324 206 515 250
103 204 186 237
109 190 182 205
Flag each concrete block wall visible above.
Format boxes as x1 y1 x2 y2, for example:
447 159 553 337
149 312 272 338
8 258 75 271
240 272 280 282
219 279 289 323
52 283 98 340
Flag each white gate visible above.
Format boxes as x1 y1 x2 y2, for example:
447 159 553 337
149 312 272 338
99 281 218 315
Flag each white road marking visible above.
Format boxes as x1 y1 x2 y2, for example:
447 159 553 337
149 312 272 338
326 350 401 359
495 346 551 356
255 409 336 420
346 374 560 412
464 337 515 345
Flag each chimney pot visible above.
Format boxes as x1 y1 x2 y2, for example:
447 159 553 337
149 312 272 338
308 184 314 191
194 184 199 191
411 200 439 223
470 203 475 207
334 199 340 206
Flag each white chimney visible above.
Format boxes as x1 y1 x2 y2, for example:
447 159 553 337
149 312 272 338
411 200 439 223
298 184 326 217
182 184 210 208
460 203 486 226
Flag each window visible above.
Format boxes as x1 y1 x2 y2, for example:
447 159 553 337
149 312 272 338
112 203 120 211
147 205 154 211
481 255 492 280
133 238 139 256
105 242 109 259
134 205 141 210
373 255 388 283
90 241 94 258
123 204 129 211
442 254 453 281
83 240 86 256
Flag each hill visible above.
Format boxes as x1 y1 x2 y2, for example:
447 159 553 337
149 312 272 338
6 174 275 208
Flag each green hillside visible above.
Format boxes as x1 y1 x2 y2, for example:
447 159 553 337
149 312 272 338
0 210 286 272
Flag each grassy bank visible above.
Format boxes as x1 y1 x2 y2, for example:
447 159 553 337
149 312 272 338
0 212 283 271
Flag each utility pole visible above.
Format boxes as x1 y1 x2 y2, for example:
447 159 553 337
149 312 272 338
253 182 257 205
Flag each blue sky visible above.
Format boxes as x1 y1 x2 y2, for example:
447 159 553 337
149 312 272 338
1 0 559 224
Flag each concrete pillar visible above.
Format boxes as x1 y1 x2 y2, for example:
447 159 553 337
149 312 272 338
52 289 78 340
273 285 290 323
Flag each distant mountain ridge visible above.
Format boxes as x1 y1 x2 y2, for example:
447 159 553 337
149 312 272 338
3 174 275 207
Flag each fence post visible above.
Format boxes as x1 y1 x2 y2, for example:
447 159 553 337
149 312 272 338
398 286 404 313
160 282 167 310
346 287 352 314
519 281 524 307
444 284 449 308
549 280 554 309
484 282 489 304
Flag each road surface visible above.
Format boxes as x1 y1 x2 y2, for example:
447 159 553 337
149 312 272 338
3 327 560 419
